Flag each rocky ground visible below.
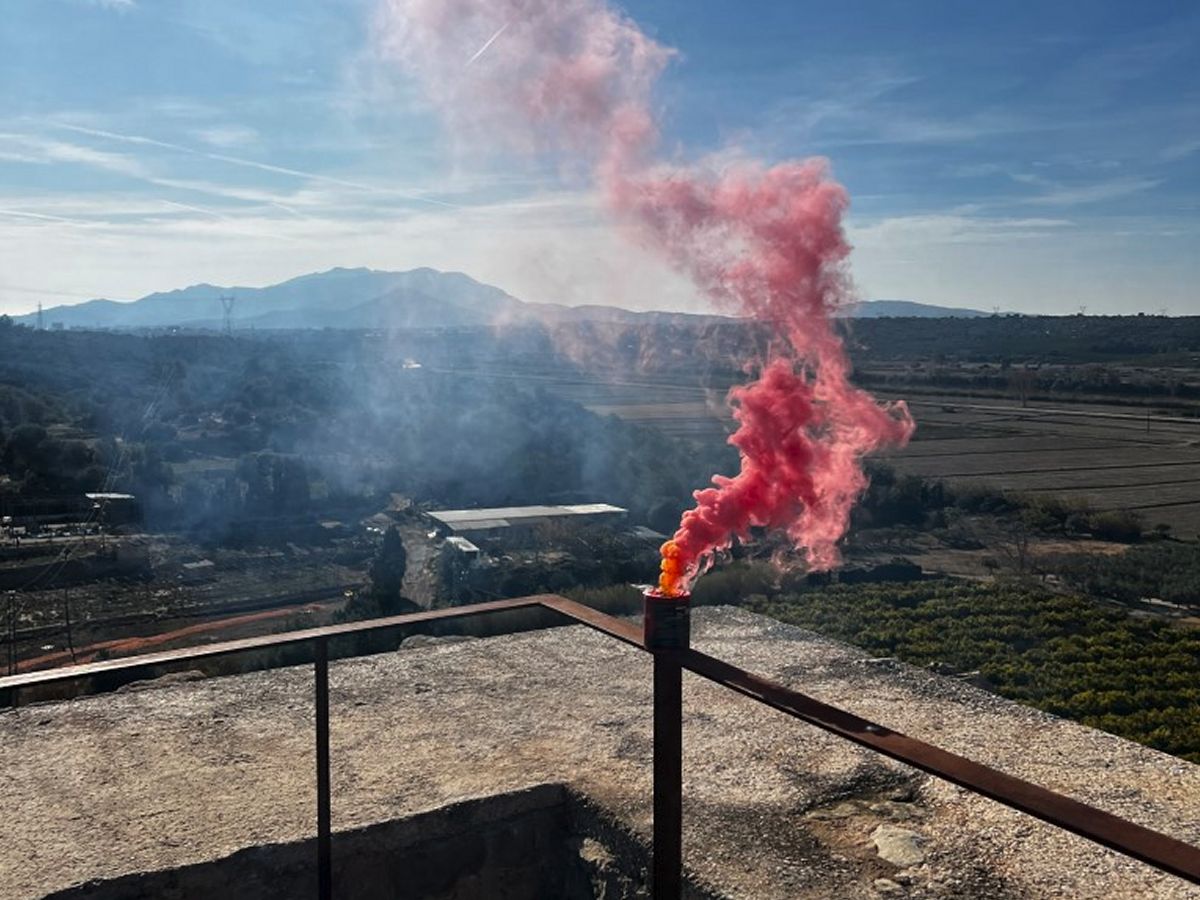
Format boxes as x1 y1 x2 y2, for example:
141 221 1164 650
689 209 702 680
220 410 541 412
1 607 1197 899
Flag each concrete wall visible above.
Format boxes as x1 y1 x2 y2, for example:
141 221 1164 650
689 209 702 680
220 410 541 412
41 784 721 900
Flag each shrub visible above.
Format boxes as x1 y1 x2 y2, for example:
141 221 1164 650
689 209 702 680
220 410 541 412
740 579 1200 762
1087 510 1143 543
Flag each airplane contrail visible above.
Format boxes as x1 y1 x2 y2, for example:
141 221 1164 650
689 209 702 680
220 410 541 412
270 201 312 220
0 207 85 225
156 199 301 243
0 283 92 299
51 123 460 209
160 198 229 220
466 22 509 67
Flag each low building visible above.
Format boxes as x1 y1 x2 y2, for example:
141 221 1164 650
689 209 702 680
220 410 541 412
443 535 481 561
179 558 217 584
427 503 626 541
84 492 141 527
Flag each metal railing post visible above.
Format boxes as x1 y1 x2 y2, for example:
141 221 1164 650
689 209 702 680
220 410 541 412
643 590 690 900
5 592 16 709
653 650 683 900
314 638 332 900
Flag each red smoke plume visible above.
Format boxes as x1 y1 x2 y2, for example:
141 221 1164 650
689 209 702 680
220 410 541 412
380 0 915 595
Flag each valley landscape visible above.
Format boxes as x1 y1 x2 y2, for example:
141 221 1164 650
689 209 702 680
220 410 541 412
4 1 1199 896
3 269 1199 769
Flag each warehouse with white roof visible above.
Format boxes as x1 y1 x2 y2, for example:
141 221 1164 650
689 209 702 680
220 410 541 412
427 503 626 540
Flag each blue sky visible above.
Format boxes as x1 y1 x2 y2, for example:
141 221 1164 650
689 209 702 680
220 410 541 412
1 0 1197 315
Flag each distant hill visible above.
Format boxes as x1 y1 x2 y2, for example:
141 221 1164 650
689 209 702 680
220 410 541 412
14 268 987 330
847 299 988 318
14 268 526 331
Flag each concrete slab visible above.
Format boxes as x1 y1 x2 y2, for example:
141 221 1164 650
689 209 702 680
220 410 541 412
1 608 1198 899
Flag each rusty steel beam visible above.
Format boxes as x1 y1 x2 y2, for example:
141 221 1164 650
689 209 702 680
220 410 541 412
532 597 1200 886
641 590 690 900
652 651 684 900
537 594 643 647
679 647 1200 887
0 595 551 692
314 638 332 900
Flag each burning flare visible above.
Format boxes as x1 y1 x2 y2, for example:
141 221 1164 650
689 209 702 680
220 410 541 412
658 539 685 597
379 0 915 598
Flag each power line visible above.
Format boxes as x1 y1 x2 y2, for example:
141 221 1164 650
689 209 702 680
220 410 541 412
220 295 236 337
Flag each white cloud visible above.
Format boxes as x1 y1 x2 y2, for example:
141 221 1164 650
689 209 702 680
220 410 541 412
0 208 87 226
158 199 230 221
849 213 1073 247
0 189 701 315
192 125 261 150
764 64 1031 151
51 122 459 208
1020 176 1161 207
847 210 1198 315
0 133 148 178
1 190 1196 319
0 132 305 209
1161 137 1200 163
946 162 1005 179
0 149 45 165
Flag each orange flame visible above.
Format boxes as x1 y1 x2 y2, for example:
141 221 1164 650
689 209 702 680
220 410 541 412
657 539 686 597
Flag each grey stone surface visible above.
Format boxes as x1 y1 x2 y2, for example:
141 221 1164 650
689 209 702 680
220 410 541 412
1 606 1198 899
870 824 926 867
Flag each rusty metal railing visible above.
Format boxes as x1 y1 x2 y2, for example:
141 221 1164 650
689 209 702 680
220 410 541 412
2 593 1198 899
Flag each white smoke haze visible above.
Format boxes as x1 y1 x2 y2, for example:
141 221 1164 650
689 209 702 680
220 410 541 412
0 189 703 315
374 0 915 592
375 0 674 171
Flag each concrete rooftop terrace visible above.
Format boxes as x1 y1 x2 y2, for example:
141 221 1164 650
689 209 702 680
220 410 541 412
2 607 1199 899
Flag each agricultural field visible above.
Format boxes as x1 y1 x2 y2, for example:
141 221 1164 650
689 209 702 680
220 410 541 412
743 579 1200 763
881 396 1200 538
426 360 735 442
474 361 1200 539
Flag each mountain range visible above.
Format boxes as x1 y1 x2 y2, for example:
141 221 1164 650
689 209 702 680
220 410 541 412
13 268 988 330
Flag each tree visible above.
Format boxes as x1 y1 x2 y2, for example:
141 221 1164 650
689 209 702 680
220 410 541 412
236 452 309 514
335 525 416 638
996 514 1035 576
1087 509 1143 543
1008 367 1037 407
368 525 408 611
8 424 47 463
